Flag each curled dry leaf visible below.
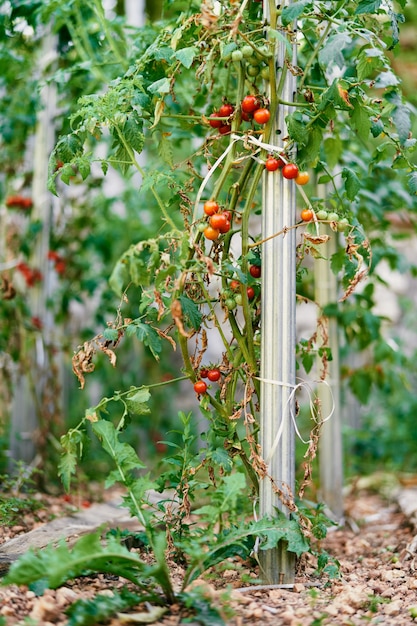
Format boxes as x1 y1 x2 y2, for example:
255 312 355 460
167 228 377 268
303 233 330 245
171 298 191 338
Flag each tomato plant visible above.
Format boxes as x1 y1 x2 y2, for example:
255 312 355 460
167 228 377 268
2 0 417 618
250 265 261 278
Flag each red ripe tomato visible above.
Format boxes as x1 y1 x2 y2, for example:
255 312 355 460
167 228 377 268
200 368 209 378
253 108 270 124
249 265 261 278
241 110 252 122
204 225 220 241
219 125 231 135
210 212 229 231
203 200 220 216
265 156 280 172
207 368 221 382
247 286 256 300
218 103 234 117
194 380 208 394
223 210 232 221
282 163 299 179
300 208 314 222
295 171 310 185
230 279 240 291
219 219 231 234
241 94 260 114
209 112 222 128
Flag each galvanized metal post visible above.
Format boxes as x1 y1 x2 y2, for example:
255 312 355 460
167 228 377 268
315 223 344 520
259 1 297 584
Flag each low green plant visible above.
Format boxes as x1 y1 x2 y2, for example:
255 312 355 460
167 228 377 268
0 464 44 527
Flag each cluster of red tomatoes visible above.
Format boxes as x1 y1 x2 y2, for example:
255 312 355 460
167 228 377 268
264 156 310 185
16 262 42 287
208 94 271 136
47 250 67 275
193 367 221 395
201 200 232 241
5 195 33 210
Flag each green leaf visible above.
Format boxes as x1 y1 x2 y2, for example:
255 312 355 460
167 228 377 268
66 588 143 626
180 589 226 626
318 32 352 69
349 369 373 404
350 98 371 140
134 322 162 360
408 171 417 195
210 447 233 472
286 111 309 146
109 259 130 296
356 48 384 82
370 118 384 138
174 46 198 69
387 93 411 145
125 387 151 416
148 77 170 95
281 0 312 26
92 420 146 475
178 295 202 331
355 0 382 14
122 113 144 154
342 168 361 201
322 136 343 170
103 328 119 341
157 131 174 167
3 532 154 590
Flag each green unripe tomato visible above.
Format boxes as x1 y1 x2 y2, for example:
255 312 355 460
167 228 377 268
247 56 261 66
231 49 243 62
247 65 260 77
260 66 270 81
327 211 339 222
197 222 207 232
241 45 254 58
316 209 328 221
234 293 243 306
223 289 234 300
225 298 237 310
337 218 350 232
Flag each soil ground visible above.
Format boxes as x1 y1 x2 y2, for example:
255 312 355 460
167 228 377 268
1 481 417 625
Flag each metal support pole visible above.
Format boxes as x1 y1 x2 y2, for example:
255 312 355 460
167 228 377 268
315 224 344 520
259 2 297 584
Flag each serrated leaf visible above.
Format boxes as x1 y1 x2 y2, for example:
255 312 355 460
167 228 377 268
122 113 144 154
355 0 382 14
318 32 351 69
370 118 384 138
158 132 174 167
174 46 198 69
350 99 371 140
77 156 91 180
408 171 417 195
3 532 153 590
148 77 170 95
67 588 143 626
322 136 342 170
103 328 119 341
125 387 151 416
281 0 312 26
286 111 309 146
92 420 146 474
342 167 361 201
134 322 162 360
109 258 130 296
178 295 202 331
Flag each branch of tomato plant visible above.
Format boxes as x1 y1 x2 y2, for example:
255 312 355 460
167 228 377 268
297 21 332 93
92 0 129 71
112 125 181 234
